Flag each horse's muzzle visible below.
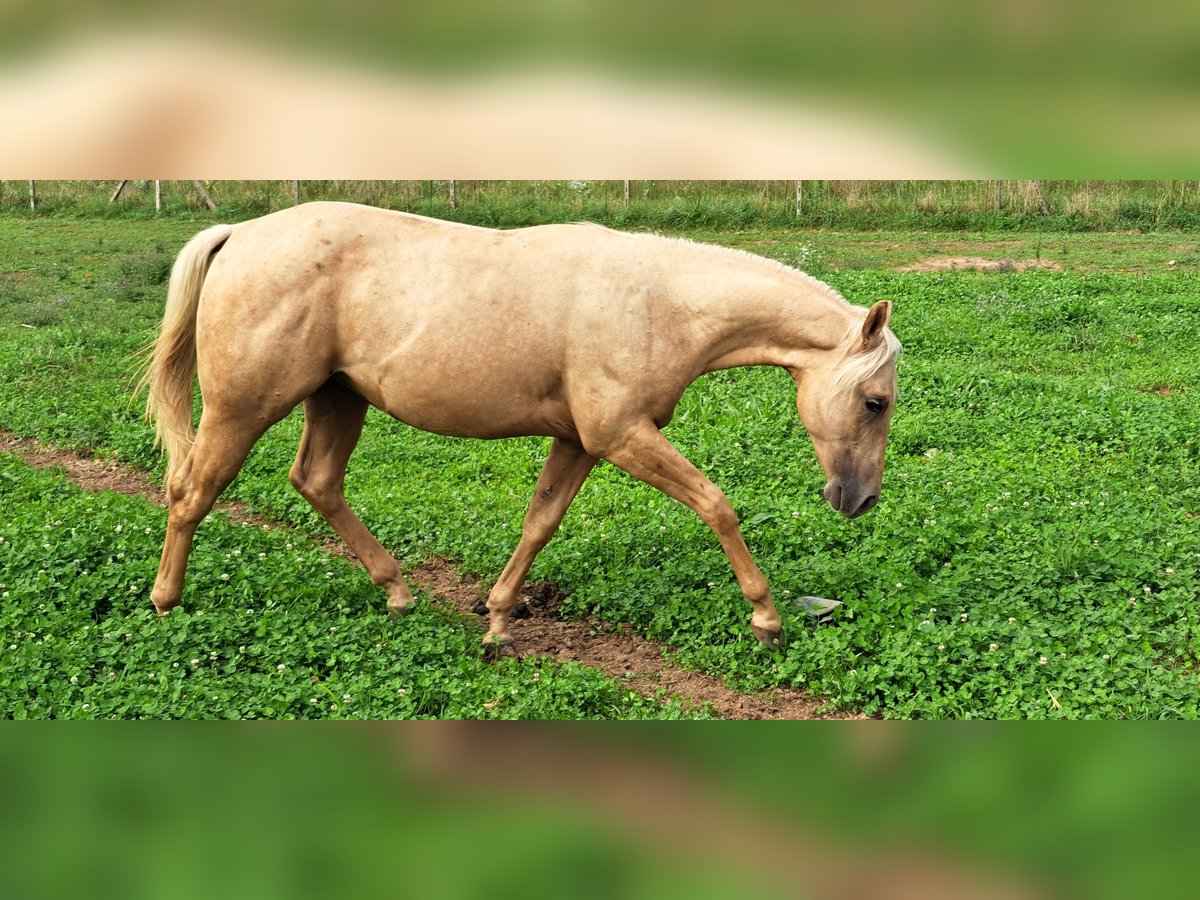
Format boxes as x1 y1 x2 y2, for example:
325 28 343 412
823 481 879 519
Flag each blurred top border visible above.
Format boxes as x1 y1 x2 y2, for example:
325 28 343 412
2 3 1198 177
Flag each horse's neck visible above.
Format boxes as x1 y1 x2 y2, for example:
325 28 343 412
698 275 853 374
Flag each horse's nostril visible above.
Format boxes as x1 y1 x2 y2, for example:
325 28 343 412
857 494 879 516
823 482 842 509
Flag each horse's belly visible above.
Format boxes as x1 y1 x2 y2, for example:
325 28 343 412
338 366 575 441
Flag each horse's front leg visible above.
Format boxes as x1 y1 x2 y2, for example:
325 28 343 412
598 419 785 651
484 438 598 656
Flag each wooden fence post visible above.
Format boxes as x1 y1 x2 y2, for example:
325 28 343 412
795 180 803 216
623 180 630 207
28 180 36 211
109 180 129 203
192 180 217 211
155 181 163 212
1030 180 1050 215
449 179 457 209
292 180 301 205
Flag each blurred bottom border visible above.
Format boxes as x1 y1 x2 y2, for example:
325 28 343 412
2 722 1197 900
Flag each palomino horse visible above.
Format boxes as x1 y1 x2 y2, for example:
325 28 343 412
142 202 900 653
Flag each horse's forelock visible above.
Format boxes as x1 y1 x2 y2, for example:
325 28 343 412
830 327 902 398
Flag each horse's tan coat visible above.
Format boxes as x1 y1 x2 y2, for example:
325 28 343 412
143 202 898 651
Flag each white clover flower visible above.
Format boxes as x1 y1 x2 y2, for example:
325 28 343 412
938 644 946 651
989 643 998 652
277 664 286 671
960 613 968 622
70 675 78 684
114 525 122 533
190 659 200 667
1038 656 1048 665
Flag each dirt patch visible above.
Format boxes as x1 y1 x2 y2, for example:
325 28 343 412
0 435 166 502
896 256 1063 274
1136 384 1189 396
0 432 852 719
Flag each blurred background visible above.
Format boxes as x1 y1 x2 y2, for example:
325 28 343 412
3 2 1199 898
2 0 1199 174
2 726 1198 899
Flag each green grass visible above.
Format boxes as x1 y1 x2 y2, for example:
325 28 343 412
0 454 701 719
1 213 1198 718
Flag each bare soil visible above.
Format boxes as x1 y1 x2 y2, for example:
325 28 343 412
0 432 855 719
895 256 1064 274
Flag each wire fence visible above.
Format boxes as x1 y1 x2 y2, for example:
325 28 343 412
5 180 1200 230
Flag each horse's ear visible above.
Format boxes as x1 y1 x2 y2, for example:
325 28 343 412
860 300 892 350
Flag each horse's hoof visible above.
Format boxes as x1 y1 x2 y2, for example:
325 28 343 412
752 625 787 652
482 636 517 662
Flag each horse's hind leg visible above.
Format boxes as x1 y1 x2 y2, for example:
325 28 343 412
289 379 416 616
151 410 268 613
484 438 598 654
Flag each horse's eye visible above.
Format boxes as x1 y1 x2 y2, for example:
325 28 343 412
865 397 887 414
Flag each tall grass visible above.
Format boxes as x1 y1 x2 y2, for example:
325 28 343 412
5 180 1200 231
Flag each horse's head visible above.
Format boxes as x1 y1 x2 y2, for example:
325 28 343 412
794 300 899 519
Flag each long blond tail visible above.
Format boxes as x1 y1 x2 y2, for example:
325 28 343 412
139 223 234 482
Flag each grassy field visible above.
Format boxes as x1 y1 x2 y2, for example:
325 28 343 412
1 210 1198 718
